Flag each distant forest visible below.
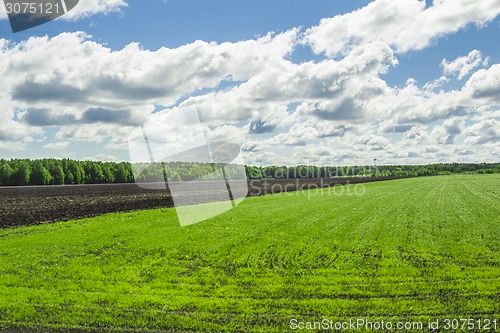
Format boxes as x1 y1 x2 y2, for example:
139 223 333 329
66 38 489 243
0 158 498 186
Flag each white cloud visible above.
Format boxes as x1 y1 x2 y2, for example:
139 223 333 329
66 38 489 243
103 141 128 150
357 135 390 151
82 154 120 162
432 118 465 145
267 123 319 146
442 50 488 80
463 64 500 103
55 123 134 143
0 30 297 148
1 1 499 165
186 41 396 124
304 0 500 56
464 119 499 145
205 124 249 146
0 140 27 152
402 127 431 146
241 141 261 152
0 31 295 110
64 0 127 20
423 76 449 91
42 141 70 150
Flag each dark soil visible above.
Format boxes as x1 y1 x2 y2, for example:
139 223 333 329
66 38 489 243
0 176 405 228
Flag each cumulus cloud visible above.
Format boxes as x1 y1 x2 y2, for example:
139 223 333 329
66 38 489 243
2 31 295 107
423 76 450 91
442 50 489 80
463 64 500 103
241 141 261 152
18 107 143 127
304 0 500 56
82 153 120 162
1 0 500 164
357 135 390 151
2 31 297 109
267 123 320 146
464 119 499 145
380 123 414 134
317 124 348 138
249 119 276 134
401 126 431 145
0 141 27 152
187 41 396 125
0 30 297 146
55 123 133 143
432 118 465 145
42 141 70 150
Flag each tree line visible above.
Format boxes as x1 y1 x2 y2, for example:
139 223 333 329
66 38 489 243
0 159 134 186
246 163 500 179
0 159 498 186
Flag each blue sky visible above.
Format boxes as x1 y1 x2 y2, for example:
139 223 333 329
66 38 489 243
0 0 499 165
2 1 373 47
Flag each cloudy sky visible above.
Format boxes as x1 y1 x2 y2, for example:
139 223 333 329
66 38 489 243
0 0 499 166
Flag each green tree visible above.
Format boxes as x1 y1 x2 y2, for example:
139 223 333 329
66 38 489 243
31 162 51 185
0 164 14 185
85 163 104 184
115 163 128 183
102 163 116 183
12 161 31 186
51 165 65 185
65 171 75 184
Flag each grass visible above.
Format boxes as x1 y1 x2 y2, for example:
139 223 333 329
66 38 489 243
0 175 499 332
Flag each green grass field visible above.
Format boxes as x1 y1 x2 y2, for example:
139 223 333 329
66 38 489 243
1 175 499 332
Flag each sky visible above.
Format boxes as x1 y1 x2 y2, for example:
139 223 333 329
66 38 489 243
0 0 499 166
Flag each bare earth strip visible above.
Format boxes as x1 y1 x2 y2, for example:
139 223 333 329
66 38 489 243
0 177 403 228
